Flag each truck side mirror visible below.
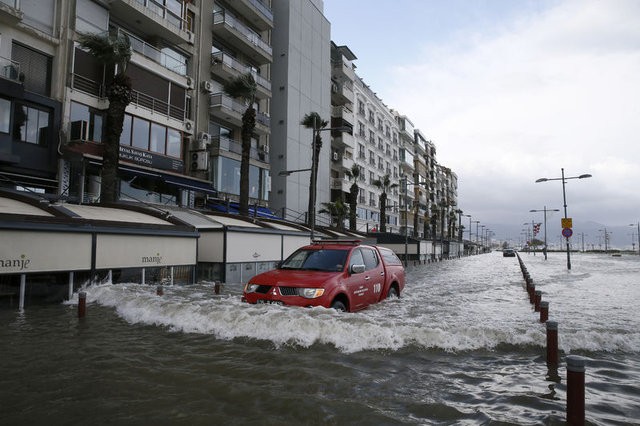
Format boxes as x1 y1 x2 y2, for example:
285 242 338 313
350 264 365 274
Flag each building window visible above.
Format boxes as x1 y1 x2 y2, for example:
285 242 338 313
119 113 182 159
12 42 52 97
0 98 10 133
13 103 50 146
70 102 104 142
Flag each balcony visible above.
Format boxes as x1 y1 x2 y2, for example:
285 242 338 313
131 89 185 120
331 56 356 83
211 135 269 164
331 80 353 106
0 0 23 24
107 0 193 46
209 93 270 136
213 11 272 65
231 0 273 31
118 28 187 76
211 52 271 99
331 177 350 193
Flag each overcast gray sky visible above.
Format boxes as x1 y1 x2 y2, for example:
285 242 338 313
323 0 640 242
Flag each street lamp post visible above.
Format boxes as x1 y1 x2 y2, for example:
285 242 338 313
535 168 592 270
471 220 479 254
530 206 560 260
631 223 640 256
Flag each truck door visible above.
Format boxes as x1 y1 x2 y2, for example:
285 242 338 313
345 248 370 310
360 247 384 304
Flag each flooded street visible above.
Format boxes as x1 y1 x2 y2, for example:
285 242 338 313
2 252 639 425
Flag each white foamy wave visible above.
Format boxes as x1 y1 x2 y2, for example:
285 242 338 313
73 283 556 353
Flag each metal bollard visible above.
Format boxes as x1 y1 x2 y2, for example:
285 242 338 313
567 355 586 425
546 321 558 365
539 301 549 323
78 291 87 318
528 282 536 304
156 285 163 296
534 290 542 312
214 282 221 295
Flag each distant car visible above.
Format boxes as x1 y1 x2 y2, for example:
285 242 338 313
503 249 516 257
242 240 406 312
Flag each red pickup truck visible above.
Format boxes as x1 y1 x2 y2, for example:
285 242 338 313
242 240 405 312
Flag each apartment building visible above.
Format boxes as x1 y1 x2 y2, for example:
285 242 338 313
269 0 331 221
0 0 275 212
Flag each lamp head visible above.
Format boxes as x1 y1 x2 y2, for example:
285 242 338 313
535 178 548 183
578 174 592 179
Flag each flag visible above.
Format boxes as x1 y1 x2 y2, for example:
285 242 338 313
533 223 542 236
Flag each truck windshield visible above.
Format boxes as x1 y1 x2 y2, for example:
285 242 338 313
280 249 348 272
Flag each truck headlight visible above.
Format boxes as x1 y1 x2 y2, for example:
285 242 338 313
244 283 260 293
299 288 325 299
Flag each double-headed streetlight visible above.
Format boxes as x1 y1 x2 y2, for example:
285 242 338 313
530 206 560 260
471 220 480 254
535 168 592 270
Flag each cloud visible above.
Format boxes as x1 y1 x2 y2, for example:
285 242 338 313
384 0 640 228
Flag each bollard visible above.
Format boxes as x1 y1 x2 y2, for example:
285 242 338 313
534 290 542 312
546 321 558 365
540 301 549 323
156 285 163 296
567 355 586 425
528 282 536 304
214 282 221 295
78 291 87 318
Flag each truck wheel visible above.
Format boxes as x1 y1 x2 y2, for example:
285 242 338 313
331 300 346 311
387 286 399 299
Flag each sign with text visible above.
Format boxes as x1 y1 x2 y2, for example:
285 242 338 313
561 218 573 229
119 146 184 173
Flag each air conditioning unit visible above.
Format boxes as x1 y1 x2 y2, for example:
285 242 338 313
185 30 195 45
191 151 208 171
69 120 89 142
197 132 211 144
184 119 195 134
200 80 214 93
185 76 195 90
332 151 339 161
261 144 269 153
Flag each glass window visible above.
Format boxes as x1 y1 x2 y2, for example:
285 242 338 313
166 128 181 158
150 122 166 154
348 249 365 269
361 248 380 271
0 98 10 133
120 114 132 146
218 156 241 195
13 103 50 145
132 117 150 150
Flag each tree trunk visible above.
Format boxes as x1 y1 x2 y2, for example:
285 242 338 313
101 73 131 205
307 133 322 225
379 193 387 233
349 184 358 231
239 106 256 216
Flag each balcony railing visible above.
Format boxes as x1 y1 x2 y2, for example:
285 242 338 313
210 93 246 116
118 27 187 76
212 135 269 163
246 0 273 22
0 0 18 8
130 89 184 120
0 56 21 81
132 0 187 32
211 52 270 92
213 11 272 56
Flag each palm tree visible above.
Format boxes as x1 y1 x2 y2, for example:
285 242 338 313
319 199 348 230
344 164 361 231
78 32 132 204
300 112 328 226
223 73 257 216
372 174 397 233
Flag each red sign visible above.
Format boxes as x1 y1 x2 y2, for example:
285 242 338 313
562 227 573 238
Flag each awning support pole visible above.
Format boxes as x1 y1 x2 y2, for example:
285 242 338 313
68 271 74 300
19 274 26 311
